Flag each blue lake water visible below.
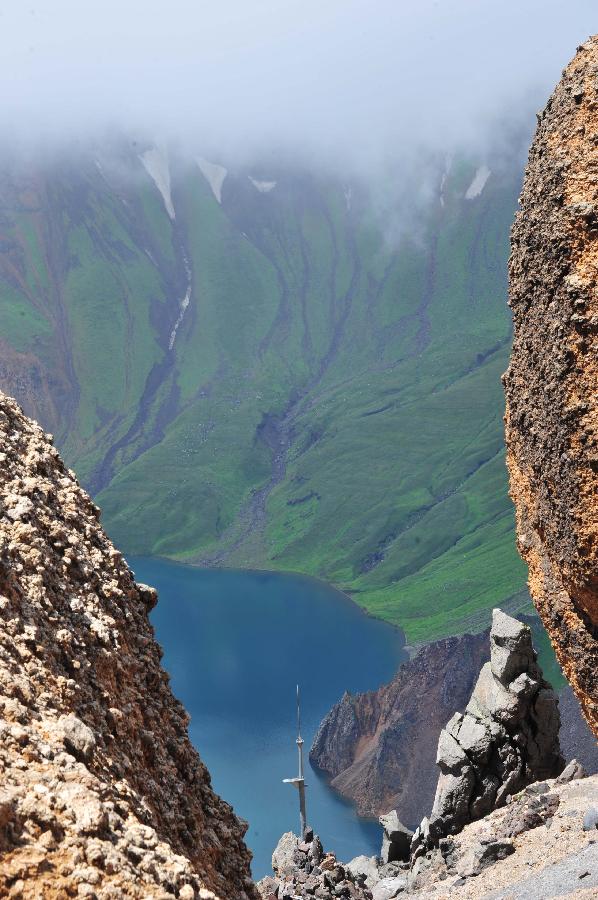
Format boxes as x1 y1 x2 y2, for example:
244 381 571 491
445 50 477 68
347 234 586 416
129 558 406 878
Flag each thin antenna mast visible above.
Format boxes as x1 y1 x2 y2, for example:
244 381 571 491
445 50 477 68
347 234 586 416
283 684 308 837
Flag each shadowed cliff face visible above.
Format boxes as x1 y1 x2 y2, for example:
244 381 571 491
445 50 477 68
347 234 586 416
505 36 598 738
0 392 256 899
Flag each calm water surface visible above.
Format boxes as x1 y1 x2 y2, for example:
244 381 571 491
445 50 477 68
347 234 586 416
130 558 406 877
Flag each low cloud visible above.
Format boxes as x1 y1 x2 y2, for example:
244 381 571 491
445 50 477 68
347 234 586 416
0 0 595 171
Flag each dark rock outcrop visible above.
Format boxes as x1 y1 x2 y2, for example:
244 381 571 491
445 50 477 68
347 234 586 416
310 631 490 826
379 812 412 864
0 392 256 899
411 610 563 859
504 35 598 738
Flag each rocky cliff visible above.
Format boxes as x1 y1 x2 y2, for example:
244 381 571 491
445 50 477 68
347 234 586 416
0 392 256 899
310 632 490 826
505 35 598 737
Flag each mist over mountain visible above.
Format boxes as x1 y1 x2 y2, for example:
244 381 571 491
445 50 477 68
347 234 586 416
1 0 596 173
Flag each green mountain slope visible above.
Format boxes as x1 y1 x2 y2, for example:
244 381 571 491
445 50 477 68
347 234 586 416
0 144 528 641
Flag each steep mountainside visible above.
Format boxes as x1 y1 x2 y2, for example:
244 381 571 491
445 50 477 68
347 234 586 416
0 143 527 641
0 391 255 899
505 36 598 735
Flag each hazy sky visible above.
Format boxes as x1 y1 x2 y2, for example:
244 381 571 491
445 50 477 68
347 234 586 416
0 1 596 166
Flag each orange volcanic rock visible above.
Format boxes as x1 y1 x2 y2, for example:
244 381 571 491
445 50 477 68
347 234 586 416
505 37 598 738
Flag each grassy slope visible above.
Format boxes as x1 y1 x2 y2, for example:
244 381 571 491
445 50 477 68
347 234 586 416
0 150 530 643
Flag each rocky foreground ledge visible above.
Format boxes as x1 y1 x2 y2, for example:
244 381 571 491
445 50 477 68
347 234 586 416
0 392 256 899
258 771 598 899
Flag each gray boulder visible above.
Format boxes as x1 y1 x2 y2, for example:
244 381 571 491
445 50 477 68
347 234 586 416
583 807 598 831
379 810 413 863
56 714 96 763
413 609 564 855
272 831 299 876
371 876 407 899
346 854 380 887
557 758 585 784
456 840 515 877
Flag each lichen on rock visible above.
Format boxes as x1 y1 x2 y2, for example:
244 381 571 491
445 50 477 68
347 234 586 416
0 391 256 899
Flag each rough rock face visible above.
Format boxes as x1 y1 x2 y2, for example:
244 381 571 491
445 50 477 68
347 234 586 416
504 35 598 737
310 632 490 826
412 610 563 856
0 392 256 899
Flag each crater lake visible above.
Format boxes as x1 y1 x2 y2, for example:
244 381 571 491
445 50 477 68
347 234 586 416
130 559 407 877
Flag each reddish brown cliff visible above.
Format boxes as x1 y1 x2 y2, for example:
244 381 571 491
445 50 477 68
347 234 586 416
0 392 256 899
310 632 490 826
505 36 598 739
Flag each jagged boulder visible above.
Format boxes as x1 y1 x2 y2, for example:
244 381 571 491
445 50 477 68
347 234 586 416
379 811 413 863
412 609 563 858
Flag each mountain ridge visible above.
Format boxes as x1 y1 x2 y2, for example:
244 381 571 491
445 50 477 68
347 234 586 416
0 144 527 641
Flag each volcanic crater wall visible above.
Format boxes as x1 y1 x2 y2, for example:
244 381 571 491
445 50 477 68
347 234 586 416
0 391 256 899
505 36 598 738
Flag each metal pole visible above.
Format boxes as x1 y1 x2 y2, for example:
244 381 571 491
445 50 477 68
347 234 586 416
296 685 307 836
283 684 308 838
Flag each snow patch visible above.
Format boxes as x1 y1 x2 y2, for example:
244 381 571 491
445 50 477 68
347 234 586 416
344 186 353 211
197 157 227 203
168 288 191 350
168 254 192 350
465 165 491 200
248 176 277 193
139 147 175 219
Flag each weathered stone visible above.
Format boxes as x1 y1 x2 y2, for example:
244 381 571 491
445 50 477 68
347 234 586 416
414 609 563 851
436 726 468 772
505 33 598 740
456 840 515 877
557 758 586 784
490 610 538 687
272 833 300 877
453 714 491 764
582 807 598 831
56 715 96 764
262 833 373 899
345 855 380 888
379 811 412 863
